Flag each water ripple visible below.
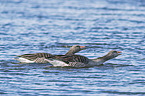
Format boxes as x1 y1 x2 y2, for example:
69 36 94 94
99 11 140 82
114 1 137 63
0 0 145 95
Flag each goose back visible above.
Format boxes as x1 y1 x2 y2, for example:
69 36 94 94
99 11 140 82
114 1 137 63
47 55 89 67
17 53 53 61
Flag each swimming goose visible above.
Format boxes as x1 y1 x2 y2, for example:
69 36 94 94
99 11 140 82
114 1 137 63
15 45 85 63
45 50 122 67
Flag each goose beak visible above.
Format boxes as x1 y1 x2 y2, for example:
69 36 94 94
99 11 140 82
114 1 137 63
117 51 122 55
80 46 86 49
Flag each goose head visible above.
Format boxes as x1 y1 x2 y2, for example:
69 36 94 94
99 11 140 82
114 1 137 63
71 45 85 52
105 50 122 60
65 45 85 55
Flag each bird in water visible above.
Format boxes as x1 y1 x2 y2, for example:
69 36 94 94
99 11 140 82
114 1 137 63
15 45 85 63
45 50 122 68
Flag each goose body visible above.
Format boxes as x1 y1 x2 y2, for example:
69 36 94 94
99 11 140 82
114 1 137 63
46 50 122 67
15 53 53 63
46 55 89 67
15 45 85 63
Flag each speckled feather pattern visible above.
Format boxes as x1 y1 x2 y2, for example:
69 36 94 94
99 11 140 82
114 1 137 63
17 53 53 63
48 55 89 67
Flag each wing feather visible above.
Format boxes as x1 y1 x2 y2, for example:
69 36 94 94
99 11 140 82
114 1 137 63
17 53 53 61
49 55 89 65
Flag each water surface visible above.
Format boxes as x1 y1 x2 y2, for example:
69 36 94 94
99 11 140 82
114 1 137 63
0 0 145 95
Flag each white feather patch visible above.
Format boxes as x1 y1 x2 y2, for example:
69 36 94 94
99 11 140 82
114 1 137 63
15 57 35 63
46 59 69 67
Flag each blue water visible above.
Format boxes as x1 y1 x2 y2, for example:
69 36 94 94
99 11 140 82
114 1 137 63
0 0 145 95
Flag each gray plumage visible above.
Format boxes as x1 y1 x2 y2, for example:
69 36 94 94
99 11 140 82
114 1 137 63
46 50 122 68
15 45 85 63
17 53 53 61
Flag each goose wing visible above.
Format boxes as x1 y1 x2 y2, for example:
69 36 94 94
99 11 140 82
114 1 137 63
17 53 53 61
48 55 89 67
